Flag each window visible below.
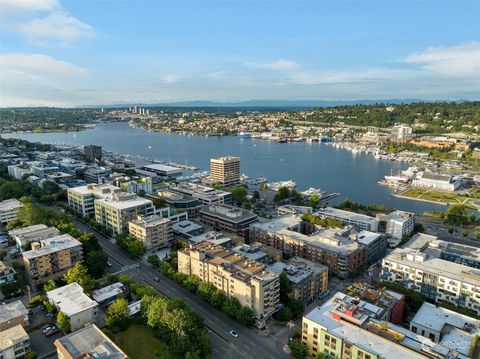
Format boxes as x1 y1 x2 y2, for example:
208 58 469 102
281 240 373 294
411 326 417 333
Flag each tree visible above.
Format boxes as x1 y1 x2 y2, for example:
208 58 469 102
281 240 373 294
252 190 260 201
231 186 248 205
210 289 226 308
288 299 305 317
183 275 200 293
236 306 255 326
279 271 292 304
63 263 95 292
289 338 308 359
308 194 320 208
222 297 242 318
445 205 471 226
197 282 216 302
106 298 130 332
85 250 108 278
57 311 71 333
43 280 57 292
315 353 329 359
147 254 160 267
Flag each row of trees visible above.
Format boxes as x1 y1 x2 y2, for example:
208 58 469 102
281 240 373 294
274 187 302 203
115 233 145 256
301 213 343 228
335 198 392 214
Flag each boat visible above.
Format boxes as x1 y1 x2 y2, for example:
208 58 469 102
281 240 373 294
384 169 410 184
237 132 252 138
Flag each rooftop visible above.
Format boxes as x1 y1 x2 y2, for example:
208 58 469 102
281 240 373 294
388 210 415 223
129 215 170 229
315 207 378 225
55 324 127 359
0 325 28 351
200 204 257 223
92 282 125 303
22 234 82 260
142 163 182 175
268 257 327 284
9 224 48 236
47 283 98 317
0 300 28 324
95 193 152 210
0 198 23 212
67 183 122 197
172 220 202 234
356 230 383 246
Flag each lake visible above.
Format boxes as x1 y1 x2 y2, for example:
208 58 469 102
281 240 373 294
2 121 445 213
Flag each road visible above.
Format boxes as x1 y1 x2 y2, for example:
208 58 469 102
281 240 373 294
70 216 291 359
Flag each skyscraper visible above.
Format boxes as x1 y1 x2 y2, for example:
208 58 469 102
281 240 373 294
210 156 240 187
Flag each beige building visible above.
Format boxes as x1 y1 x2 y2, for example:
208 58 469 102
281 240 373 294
0 199 23 224
128 215 173 250
0 301 29 332
22 234 83 287
210 156 240 187
55 324 127 359
94 192 155 235
47 283 99 332
178 241 280 327
0 325 30 359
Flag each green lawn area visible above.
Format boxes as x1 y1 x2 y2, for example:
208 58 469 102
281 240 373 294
401 187 480 208
114 324 170 359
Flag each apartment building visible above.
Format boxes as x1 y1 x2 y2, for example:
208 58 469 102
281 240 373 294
382 233 480 315
9 224 60 251
386 210 415 239
301 292 465 359
22 234 83 287
0 301 29 331
199 204 258 238
250 215 366 278
67 184 122 217
315 207 379 232
116 176 153 194
94 192 155 235
210 156 240 187
356 230 387 264
178 241 280 327
0 325 30 359
268 257 328 305
128 215 173 250
47 283 99 332
55 324 127 359
0 199 23 224
232 243 282 264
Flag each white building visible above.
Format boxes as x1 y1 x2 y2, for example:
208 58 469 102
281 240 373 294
67 184 122 217
0 199 23 224
0 325 30 359
47 283 99 332
386 211 415 239
8 224 60 251
412 172 461 192
391 124 413 140
315 207 379 232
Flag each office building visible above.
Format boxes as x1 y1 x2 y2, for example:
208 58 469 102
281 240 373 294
178 241 280 327
136 164 182 180
0 199 23 224
84 145 102 161
22 234 83 287
67 184 122 217
0 262 16 285
315 207 379 232
277 205 313 216
47 283 99 332
154 189 203 218
172 220 203 238
128 215 172 250
250 215 366 278
382 233 480 315
94 192 155 235
9 224 60 251
210 156 240 187
171 182 233 205
82 166 111 184
55 324 128 359
268 258 328 305
0 301 29 331
386 211 415 239
412 172 461 192
0 325 30 359
356 230 388 264
199 204 258 238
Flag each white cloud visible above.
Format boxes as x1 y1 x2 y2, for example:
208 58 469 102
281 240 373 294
0 0 58 18
16 11 94 46
405 41 480 77
256 58 299 71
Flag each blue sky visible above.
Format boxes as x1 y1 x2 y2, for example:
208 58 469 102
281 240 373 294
1 0 479 107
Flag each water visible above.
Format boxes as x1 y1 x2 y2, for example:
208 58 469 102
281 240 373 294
2 121 445 213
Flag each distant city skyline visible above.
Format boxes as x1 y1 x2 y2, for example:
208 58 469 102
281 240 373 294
0 0 479 107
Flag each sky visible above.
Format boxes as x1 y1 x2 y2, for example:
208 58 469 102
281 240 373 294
0 0 479 107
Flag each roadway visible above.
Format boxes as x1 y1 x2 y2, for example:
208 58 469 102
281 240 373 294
70 216 291 359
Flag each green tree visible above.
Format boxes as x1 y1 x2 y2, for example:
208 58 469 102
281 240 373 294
43 280 57 292
289 338 308 359
85 250 108 278
183 275 200 293
315 352 329 359
148 254 160 267
236 306 255 327
308 194 320 208
57 311 71 333
106 298 130 332
445 205 471 226
63 263 95 292
231 186 248 205
222 297 241 318
279 271 292 304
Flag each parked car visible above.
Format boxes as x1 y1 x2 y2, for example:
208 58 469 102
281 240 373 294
154 277 160 282
47 312 55 318
42 325 52 334
45 325 59 336
107 261 112 267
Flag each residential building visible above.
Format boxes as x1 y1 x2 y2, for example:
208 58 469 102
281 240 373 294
387 211 415 239
128 215 172 250
178 241 280 327
84 145 102 161
115 175 153 194
136 164 182 180
7 165 30 180
0 301 29 331
185 231 234 247
199 204 258 238
232 243 282 264
171 182 233 205
0 325 30 359
315 207 379 232
210 156 240 187
301 292 466 359
250 215 366 278
92 282 126 306
0 262 16 284
172 220 203 238
94 192 155 235
8 224 60 251
0 199 23 224
277 205 313 216
55 324 128 359
391 124 413 140
29 163 59 177
268 257 328 305
67 184 122 217
22 234 83 287
356 230 387 264
381 233 480 315
47 283 99 332
412 172 461 192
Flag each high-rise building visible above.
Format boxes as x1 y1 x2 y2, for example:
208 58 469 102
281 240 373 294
84 145 102 162
210 156 240 187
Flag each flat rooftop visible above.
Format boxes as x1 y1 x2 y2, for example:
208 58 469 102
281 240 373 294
130 215 170 229
388 210 414 222
200 204 257 223
356 230 382 246
316 207 378 225
92 282 125 303
172 220 202 234
0 325 28 351
55 324 127 359
95 194 152 210
143 164 182 175
67 183 121 197
0 198 23 212
22 234 82 260
0 300 28 324
47 282 97 317
9 224 48 236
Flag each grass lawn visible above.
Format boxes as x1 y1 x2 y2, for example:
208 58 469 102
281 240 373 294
401 187 480 208
114 324 170 359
